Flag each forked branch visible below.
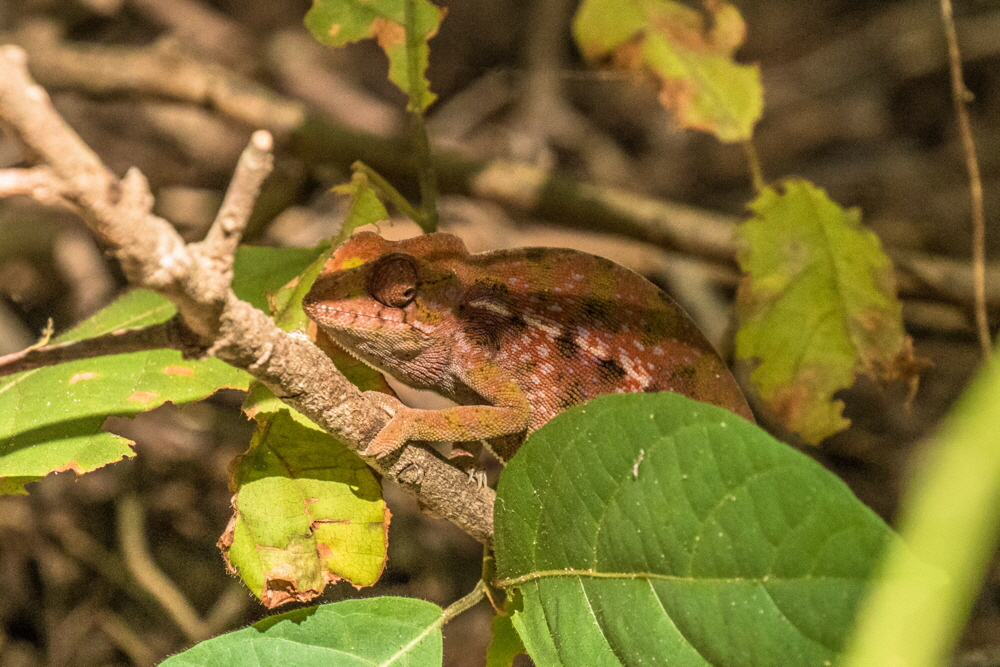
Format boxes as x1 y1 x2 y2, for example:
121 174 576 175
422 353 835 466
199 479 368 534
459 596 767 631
0 45 495 545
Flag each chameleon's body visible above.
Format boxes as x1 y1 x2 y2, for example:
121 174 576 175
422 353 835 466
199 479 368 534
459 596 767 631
303 232 753 462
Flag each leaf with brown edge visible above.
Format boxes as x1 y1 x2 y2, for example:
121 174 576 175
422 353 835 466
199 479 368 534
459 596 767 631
304 0 445 111
0 289 249 495
0 246 323 495
220 409 389 607
573 0 762 142
231 235 391 604
736 179 923 443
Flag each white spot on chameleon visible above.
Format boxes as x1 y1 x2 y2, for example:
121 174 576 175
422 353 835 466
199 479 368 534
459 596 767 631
530 374 541 385
547 304 562 313
468 300 509 318
633 340 645 351
619 355 652 385
539 362 555 374
572 273 584 281
522 315 561 337
652 346 664 356
574 333 609 359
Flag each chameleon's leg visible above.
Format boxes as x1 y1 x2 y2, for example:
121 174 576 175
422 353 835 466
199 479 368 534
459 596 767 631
360 391 530 459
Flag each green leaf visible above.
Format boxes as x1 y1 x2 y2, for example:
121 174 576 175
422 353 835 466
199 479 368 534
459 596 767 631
0 290 249 494
220 408 388 606
0 245 325 495
573 0 762 142
160 597 443 666
844 348 1000 667
228 238 391 604
333 171 391 246
735 179 920 443
494 392 895 666
232 244 329 312
305 0 445 111
486 610 527 667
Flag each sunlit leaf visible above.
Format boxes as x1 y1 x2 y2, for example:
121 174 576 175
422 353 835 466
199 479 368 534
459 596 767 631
220 408 388 607
0 290 248 494
496 392 898 665
231 241 390 605
0 246 323 494
161 598 443 665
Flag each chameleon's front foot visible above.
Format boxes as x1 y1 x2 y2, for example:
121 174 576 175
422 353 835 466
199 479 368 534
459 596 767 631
361 391 411 459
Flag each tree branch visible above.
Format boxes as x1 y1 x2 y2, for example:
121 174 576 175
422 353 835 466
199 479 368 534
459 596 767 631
0 45 495 546
6 21 999 320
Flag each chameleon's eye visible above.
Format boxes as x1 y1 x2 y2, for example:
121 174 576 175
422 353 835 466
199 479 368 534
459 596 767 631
366 253 419 308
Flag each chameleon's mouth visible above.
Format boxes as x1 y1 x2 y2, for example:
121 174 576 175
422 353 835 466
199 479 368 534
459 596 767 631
306 300 409 332
306 300 440 340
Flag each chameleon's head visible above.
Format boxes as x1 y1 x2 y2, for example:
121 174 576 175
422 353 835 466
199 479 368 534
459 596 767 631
302 232 469 388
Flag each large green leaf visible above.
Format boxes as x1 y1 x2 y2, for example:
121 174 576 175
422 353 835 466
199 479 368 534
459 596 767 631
736 179 919 443
573 0 762 142
305 0 444 111
0 246 325 495
160 597 443 666
0 290 248 494
494 392 896 666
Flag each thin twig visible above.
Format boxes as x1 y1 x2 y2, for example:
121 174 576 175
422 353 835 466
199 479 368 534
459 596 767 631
940 0 991 358
194 129 274 297
96 611 157 667
0 166 76 208
403 0 438 231
742 141 766 194
204 583 252 635
117 494 211 643
0 321 179 377
11 20 304 136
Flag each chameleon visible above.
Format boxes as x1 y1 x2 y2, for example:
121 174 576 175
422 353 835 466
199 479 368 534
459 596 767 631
302 231 754 463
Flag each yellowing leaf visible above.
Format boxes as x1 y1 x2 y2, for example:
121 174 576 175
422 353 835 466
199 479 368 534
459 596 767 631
220 409 388 607
573 0 762 142
305 0 445 111
231 240 391 604
736 179 921 443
